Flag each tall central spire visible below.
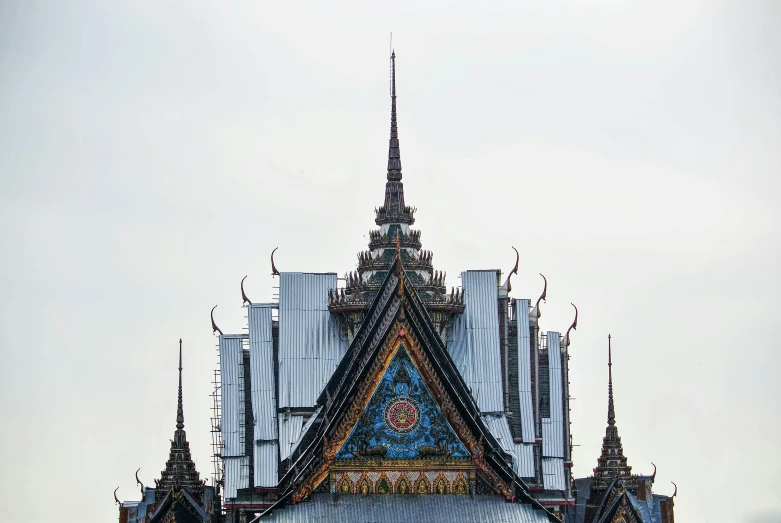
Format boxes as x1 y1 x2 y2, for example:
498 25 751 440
331 50 463 343
376 50 414 226
387 51 402 181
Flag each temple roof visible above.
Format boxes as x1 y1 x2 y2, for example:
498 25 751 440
592 478 644 523
259 493 552 523
150 488 212 523
155 339 204 502
262 253 556 521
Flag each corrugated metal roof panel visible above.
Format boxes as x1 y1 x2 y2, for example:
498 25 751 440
515 299 535 443
447 270 503 413
481 414 535 478
224 456 250 500
547 332 563 426
291 407 320 457
248 304 278 487
278 413 304 461
542 332 564 459
542 457 566 491
278 273 347 408
514 443 536 478
254 442 279 488
260 493 552 522
249 305 277 441
481 414 515 462
220 335 244 458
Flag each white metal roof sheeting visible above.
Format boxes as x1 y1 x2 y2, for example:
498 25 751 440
224 456 250 500
542 457 567 491
278 413 304 461
447 270 503 413
277 410 321 463
515 299 535 443
481 414 515 462
291 407 321 456
278 273 347 408
255 441 279 488
542 332 564 459
513 443 536 478
249 305 277 441
248 304 278 487
260 493 553 522
220 335 244 458
481 414 536 478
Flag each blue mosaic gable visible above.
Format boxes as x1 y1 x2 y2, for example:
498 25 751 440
336 345 470 459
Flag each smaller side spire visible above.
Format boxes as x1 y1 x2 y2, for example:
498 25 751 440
156 339 203 502
592 334 633 488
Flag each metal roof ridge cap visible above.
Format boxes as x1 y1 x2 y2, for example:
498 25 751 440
279 271 338 276
248 302 279 308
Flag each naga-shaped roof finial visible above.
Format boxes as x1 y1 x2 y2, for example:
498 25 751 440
671 481 677 498
114 487 120 506
505 246 519 292
563 303 578 348
135 468 144 495
651 462 657 482
210 305 223 336
271 247 280 276
241 275 252 305
531 273 547 319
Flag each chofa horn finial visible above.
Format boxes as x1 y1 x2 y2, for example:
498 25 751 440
534 273 547 319
114 487 120 506
564 303 578 348
671 481 677 498
506 246 519 292
241 275 252 305
210 305 223 336
271 247 280 276
135 468 144 494
651 462 657 481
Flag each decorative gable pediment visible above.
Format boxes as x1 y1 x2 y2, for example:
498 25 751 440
336 345 470 461
323 341 475 495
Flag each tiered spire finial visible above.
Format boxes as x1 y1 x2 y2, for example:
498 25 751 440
376 51 414 226
331 50 463 341
155 339 203 502
387 50 401 181
592 334 633 488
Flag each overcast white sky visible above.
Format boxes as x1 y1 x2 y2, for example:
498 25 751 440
1 2 779 522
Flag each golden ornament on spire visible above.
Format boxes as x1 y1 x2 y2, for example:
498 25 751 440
396 232 405 297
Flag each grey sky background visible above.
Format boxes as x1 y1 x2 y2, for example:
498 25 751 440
1 2 779 522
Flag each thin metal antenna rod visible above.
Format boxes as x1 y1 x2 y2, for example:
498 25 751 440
389 32 393 95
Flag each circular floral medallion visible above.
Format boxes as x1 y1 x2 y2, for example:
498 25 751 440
384 396 420 433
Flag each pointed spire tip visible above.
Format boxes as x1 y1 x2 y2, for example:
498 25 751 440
176 339 185 431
